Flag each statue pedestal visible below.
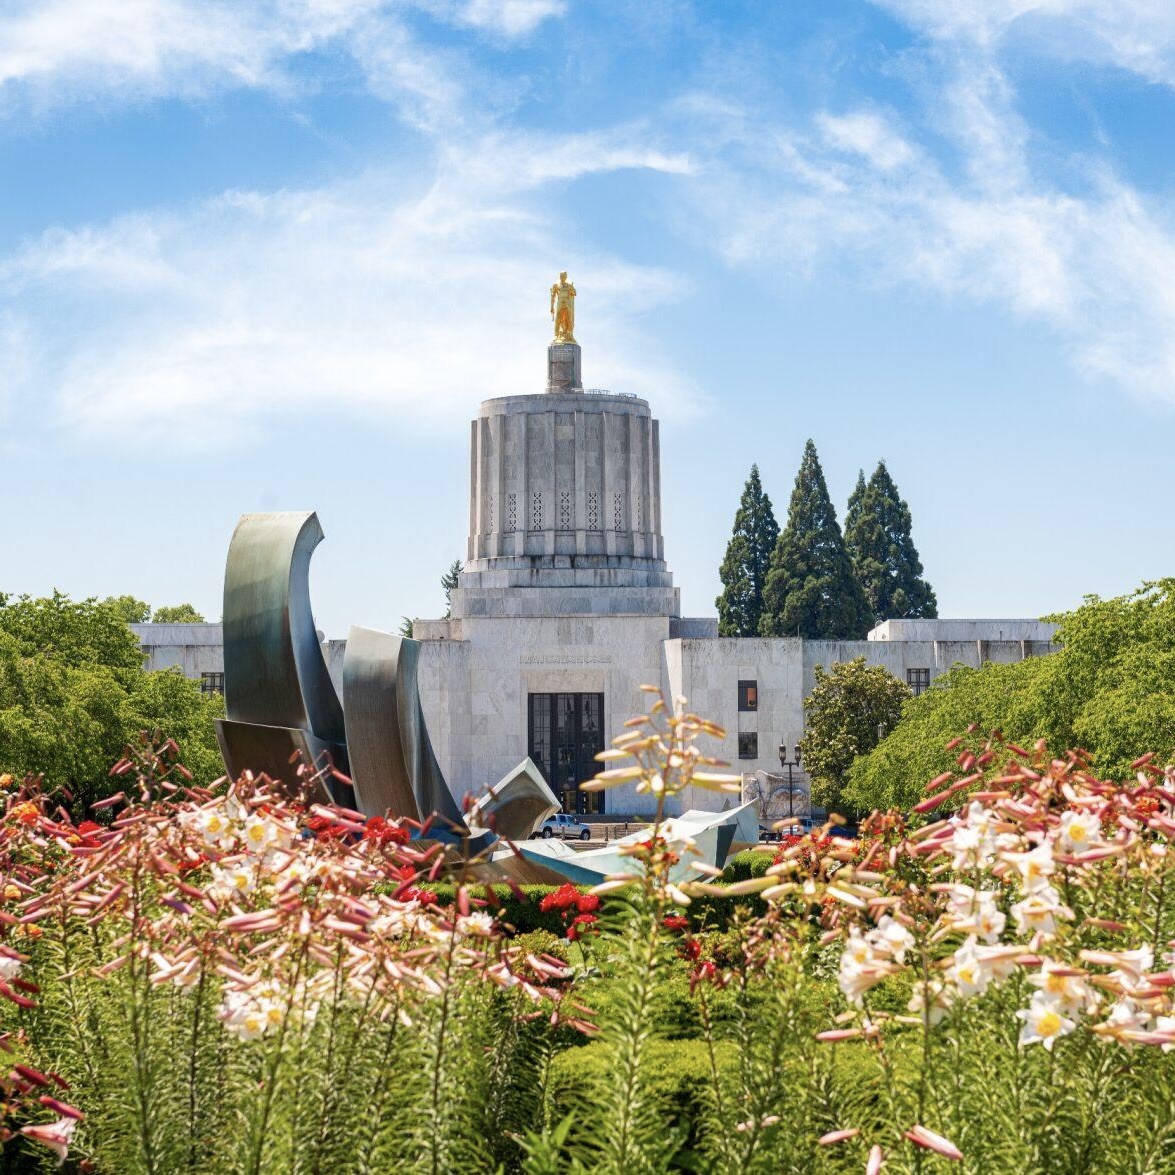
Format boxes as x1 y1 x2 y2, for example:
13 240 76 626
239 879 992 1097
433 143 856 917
547 343 582 391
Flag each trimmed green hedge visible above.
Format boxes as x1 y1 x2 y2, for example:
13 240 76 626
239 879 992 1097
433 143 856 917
426 883 572 935
420 877 770 935
549 1037 736 1157
720 848 777 882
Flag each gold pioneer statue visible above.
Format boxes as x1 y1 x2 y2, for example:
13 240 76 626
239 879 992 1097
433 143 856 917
550 271 576 344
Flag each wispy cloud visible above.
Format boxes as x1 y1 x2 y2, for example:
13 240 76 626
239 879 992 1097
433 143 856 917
677 4 1175 404
0 0 565 118
873 0 1175 86
0 131 700 443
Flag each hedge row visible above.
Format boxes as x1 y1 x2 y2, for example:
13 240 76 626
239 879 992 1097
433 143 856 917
423 876 768 935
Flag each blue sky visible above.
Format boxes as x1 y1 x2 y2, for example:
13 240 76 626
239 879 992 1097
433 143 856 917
2 0 1175 635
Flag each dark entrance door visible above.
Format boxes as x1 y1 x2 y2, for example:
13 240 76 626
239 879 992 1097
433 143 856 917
527 693 605 814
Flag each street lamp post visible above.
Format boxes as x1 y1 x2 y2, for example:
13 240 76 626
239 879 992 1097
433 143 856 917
778 741 803 820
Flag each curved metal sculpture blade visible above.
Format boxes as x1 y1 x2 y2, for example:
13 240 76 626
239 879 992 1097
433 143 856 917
222 512 345 740
467 758 558 842
343 626 468 836
216 512 348 799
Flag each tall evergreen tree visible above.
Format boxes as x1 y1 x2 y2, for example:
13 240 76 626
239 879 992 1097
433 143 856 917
716 464 780 636
759 440 872 639
441 558 463 619
844 460 937 624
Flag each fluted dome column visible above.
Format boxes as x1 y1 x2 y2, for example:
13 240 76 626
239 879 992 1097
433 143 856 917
453 339 678 620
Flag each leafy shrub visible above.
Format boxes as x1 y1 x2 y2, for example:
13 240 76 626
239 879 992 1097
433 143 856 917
720 849 775 882
847 579 1175 813
548 1037 736 1161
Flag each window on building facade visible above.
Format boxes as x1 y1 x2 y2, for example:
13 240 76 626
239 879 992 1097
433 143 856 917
200 672 225 696
737 680 758 711
738 731 758 760
527 693 605 815
907 668 930 696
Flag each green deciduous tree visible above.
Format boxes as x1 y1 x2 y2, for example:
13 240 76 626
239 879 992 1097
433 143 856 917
104 594 152 624
716 464 780 636
845 579 1175 813
844 461 937 625
0 592 223 809
798 657 911 815
152 603 206 623
759 440 872 639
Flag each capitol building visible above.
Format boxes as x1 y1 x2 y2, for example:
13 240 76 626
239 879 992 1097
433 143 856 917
134 280 1056 818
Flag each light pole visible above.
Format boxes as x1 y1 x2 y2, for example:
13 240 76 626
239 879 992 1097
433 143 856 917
778 741 803 820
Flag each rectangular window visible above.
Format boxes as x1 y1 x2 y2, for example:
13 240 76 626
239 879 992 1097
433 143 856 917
907 668 931 697
738 732 758 760
737 680 758 712
200 672 225 696
528 693 606 814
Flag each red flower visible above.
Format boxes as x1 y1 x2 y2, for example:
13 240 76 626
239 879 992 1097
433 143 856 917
76 821 101 836
401 886 438 906
539 883 581 913
567 912 598 940
662 915 689 933
679 937 702 961
364 816 410 846
575 892 600 914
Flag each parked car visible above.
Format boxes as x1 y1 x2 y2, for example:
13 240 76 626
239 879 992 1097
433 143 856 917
773 817 818 837
535 813 592 841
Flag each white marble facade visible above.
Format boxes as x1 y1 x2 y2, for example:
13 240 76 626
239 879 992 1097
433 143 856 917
133 339 1058 817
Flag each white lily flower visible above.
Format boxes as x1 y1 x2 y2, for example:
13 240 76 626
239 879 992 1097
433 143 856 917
949 938 992 998
1058 810 1103 853
1002 842 1055 892
1017 993 1077 1049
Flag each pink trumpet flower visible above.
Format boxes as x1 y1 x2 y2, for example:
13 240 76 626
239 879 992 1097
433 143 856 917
818 1128 860 1144
865 1143 884 1175
20 1117 76 1160
905 1124 963 1161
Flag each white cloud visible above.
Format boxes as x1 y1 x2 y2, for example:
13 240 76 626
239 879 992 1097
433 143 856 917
817 110 915 172
0 128 700 443
0 0 565 118
0 1 373 100
873 0 1175 86
687 68 1175 401
450 0 566 38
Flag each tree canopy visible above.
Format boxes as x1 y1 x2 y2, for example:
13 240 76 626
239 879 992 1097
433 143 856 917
845 580 1175 813
759 440 872 639
0 592 223 809
716 464 780 637
844 461 937 625
104 595 152 624
797 657 910 815
151 603 206 623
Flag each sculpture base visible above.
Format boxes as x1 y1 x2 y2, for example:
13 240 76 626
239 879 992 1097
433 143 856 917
547 342 582 391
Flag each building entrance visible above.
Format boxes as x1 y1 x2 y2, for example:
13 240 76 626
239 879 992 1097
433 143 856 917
527 693 606 814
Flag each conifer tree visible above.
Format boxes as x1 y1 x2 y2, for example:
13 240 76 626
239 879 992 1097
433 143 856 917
759 440 872 639
844 460 937 625
716 464 780 636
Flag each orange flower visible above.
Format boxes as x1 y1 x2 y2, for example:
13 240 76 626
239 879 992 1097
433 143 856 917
9 802 38 826
2 885 19 902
